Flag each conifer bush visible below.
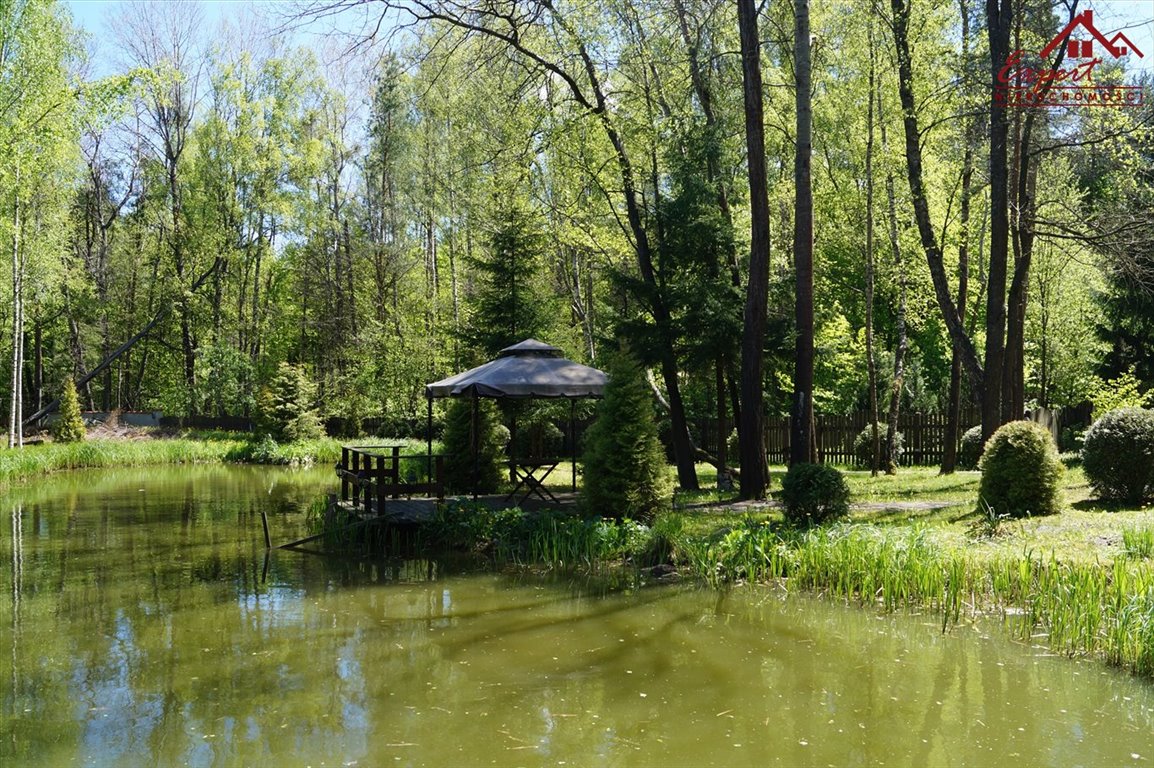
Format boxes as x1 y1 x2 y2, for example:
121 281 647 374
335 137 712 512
582 351 671 522
52 378 86 443
779 463 851 527
977 420 1064 518
852 423 902 468
442 397 508 494
958 425 984 470
257 363 325 442
1081 407 1154 504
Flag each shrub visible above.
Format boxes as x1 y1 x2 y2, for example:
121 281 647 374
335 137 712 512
257 363 325 442
977 420 1064 518
1081 407 1154 504
1089 367 1150 417
442 397 508 494
779 463 851 527
582 350 672 522
852 423 902 469
958 425 984 470
52 378 86 443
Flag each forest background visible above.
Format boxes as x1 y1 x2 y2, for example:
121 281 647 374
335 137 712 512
2 0 1152 496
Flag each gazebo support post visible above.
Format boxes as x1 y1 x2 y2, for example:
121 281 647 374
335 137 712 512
471 391 479 500
570 399 577 492
426 393 433 483
509 404 518 484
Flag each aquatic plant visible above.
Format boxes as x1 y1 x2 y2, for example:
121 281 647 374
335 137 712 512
1123 526 1154 560
674 520 1154 678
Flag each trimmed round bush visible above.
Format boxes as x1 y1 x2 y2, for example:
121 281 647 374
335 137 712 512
1081 407 1154 503
780 463 851 527
977 420 1064 518
958 425 984 470
852 423 902 468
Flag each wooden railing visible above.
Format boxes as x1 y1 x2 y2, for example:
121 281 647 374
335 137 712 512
337 445 444 516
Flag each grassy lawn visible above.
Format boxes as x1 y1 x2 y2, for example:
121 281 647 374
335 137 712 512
662 462 1154 567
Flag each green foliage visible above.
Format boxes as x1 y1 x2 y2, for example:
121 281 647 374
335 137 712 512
257 363 325 442
852 423 902 469
977 421 1064 518
582 351 672 522
51 379 86 443
194 344 255 418
958 425 984 470
1081 408 1154 503
1089 367 1151 418
428 502 657 568
442 398 508 494
1123 526 1154 560
779 463 851 527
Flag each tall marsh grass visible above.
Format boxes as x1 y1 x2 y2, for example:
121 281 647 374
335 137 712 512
1123 526 1154 559
682 518 1154 678
0 438 243 488
0 434 435 489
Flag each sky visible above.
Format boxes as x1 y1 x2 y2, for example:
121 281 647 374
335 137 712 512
64 0 1154 80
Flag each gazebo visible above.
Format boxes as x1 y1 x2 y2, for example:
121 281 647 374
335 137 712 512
425 339 608 499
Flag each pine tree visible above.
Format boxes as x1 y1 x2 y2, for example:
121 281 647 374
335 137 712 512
52 379 86 443
257 363 325 442
462 192 555 358
582 350 671 522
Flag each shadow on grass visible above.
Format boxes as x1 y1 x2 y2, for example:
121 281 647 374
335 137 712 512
855 502 970 527
1071 498 1151 514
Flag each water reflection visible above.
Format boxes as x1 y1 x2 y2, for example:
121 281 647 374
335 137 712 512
1 465 1152 767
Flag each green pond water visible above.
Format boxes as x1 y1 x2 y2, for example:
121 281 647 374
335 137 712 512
2 465 1153 767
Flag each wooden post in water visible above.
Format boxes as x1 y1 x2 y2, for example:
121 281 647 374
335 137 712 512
341 446 350 502
260 509 271 549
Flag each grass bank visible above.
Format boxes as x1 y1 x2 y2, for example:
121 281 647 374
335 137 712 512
0 433 434 490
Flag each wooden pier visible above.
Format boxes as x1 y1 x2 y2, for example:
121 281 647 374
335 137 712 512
336 444 445 519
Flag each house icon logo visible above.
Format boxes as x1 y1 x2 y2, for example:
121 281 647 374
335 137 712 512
1040 9 1145 60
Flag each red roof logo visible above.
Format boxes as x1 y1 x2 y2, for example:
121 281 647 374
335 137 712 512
1041 10 1145 60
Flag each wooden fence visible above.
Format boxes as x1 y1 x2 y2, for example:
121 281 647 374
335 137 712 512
694 408 983 467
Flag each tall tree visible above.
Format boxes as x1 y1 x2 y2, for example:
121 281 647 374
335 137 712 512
790 0 815 466
116 0 205 412
336 0 701 488
737 0 770 496
983 0 1012 439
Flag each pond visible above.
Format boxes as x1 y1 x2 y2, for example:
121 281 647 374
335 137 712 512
2 465 1152 766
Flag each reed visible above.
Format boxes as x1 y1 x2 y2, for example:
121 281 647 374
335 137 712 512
0 434 435 489
1123 526 1154 559
677 519 1154 678
0 438 244 487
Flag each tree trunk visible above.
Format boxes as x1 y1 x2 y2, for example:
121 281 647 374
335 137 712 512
984 0 1013 440
790 0 815 468
737 0 771 496
943 0 975 474
888 0 985 400
9 181 22 448
865 15 880 476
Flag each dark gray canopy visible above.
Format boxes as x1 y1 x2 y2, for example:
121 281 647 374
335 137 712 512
425 339 607 399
